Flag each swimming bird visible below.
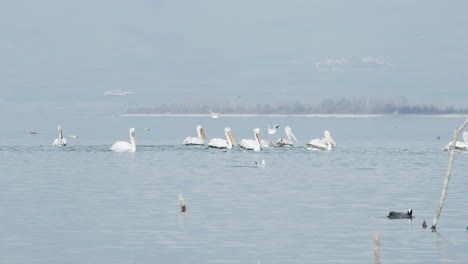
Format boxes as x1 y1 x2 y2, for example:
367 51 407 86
267 124 279 135
239 128 262 151
306 130 336 151
53 125 67 146
110 128 136 152
276 126 298 147
179 193 186 213
208 127 235 149
444 131 468 151
204 109 222 119
184 125 207 145
255 159 266 168
307 137 332 151
260 139 274 148
387 209 413 219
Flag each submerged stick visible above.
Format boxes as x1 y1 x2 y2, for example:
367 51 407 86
431 118 468 231
373 233 380 264
178 193 186 212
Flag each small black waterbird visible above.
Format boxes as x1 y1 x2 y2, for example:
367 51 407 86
387 209 413 219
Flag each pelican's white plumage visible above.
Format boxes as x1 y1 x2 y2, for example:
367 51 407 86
184 125 207 145
53 125 67 146
276 126 298 147
307 138 332 151
267 124 279 135
239 128 262 151
208 127 235 149
111 128 136 152
260 139 274 148
307 130 336 151
444 131 468 151
204 109 222 119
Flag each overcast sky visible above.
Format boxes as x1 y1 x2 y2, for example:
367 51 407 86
1 0 467 116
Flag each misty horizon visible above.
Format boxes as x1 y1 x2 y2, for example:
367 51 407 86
127 96 468 115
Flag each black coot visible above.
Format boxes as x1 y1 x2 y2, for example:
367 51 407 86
388 209 413 219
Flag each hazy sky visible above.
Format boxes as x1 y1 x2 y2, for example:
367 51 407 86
1 1 467 116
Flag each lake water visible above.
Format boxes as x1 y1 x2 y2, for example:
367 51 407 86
1 115 467 263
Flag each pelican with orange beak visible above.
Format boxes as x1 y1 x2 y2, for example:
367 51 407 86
184 125 207 145
239 128 262 152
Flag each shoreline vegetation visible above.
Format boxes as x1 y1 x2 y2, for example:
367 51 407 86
123 113 468 118
125 97 468 118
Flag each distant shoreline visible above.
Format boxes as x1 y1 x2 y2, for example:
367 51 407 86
123 113 468 118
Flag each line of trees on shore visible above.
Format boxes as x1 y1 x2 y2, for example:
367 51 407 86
127 97 468 115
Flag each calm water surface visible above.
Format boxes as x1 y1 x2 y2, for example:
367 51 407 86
0 116 467 263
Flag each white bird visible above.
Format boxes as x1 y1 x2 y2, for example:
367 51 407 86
444 131 468 151
204 109 222 119
208 127 235 149
260 139 274 148
255 159 266 168
324 130 337 148
184 125 207 145
267 124 279 134
53 125 67 146
110 128 136 152
307 130 336 151
239 128 262 152
276 126 298 147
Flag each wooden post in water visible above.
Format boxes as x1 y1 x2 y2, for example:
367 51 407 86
431 118 468 231
373 233 380 264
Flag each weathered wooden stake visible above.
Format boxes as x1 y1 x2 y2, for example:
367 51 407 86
431 118 468 231
179 193 186 212
373 233 380 264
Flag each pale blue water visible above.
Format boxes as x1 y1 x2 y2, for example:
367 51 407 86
1 116 467 263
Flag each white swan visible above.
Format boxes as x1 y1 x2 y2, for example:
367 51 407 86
276 126 298 147
110 128 136 152
53 125 67 146
204 109 222 119
267 124 279 134
307 130 336 151
239 128 262 151
444 131 468 151
208 127 235 149
184 125 207 145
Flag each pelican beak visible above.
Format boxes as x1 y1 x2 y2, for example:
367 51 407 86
291 132 298 143
255 133 261 143
228 131 235 145
200 128 207 139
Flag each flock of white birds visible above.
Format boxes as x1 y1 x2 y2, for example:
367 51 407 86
51 112 468 154
182 124 337 152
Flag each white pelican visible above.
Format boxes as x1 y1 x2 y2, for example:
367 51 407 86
110 128 136 152
444 131 468 151
53 125 67 146
204 109 222 119
306 130 336 151
276 126 298 147
267 124 279 134
324 130 337 147
260 139 274 148
208 127 235 149
239 128 262 151
184 125 207 145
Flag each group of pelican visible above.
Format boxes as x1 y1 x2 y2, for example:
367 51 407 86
182 124 337 152
52 122 468 154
